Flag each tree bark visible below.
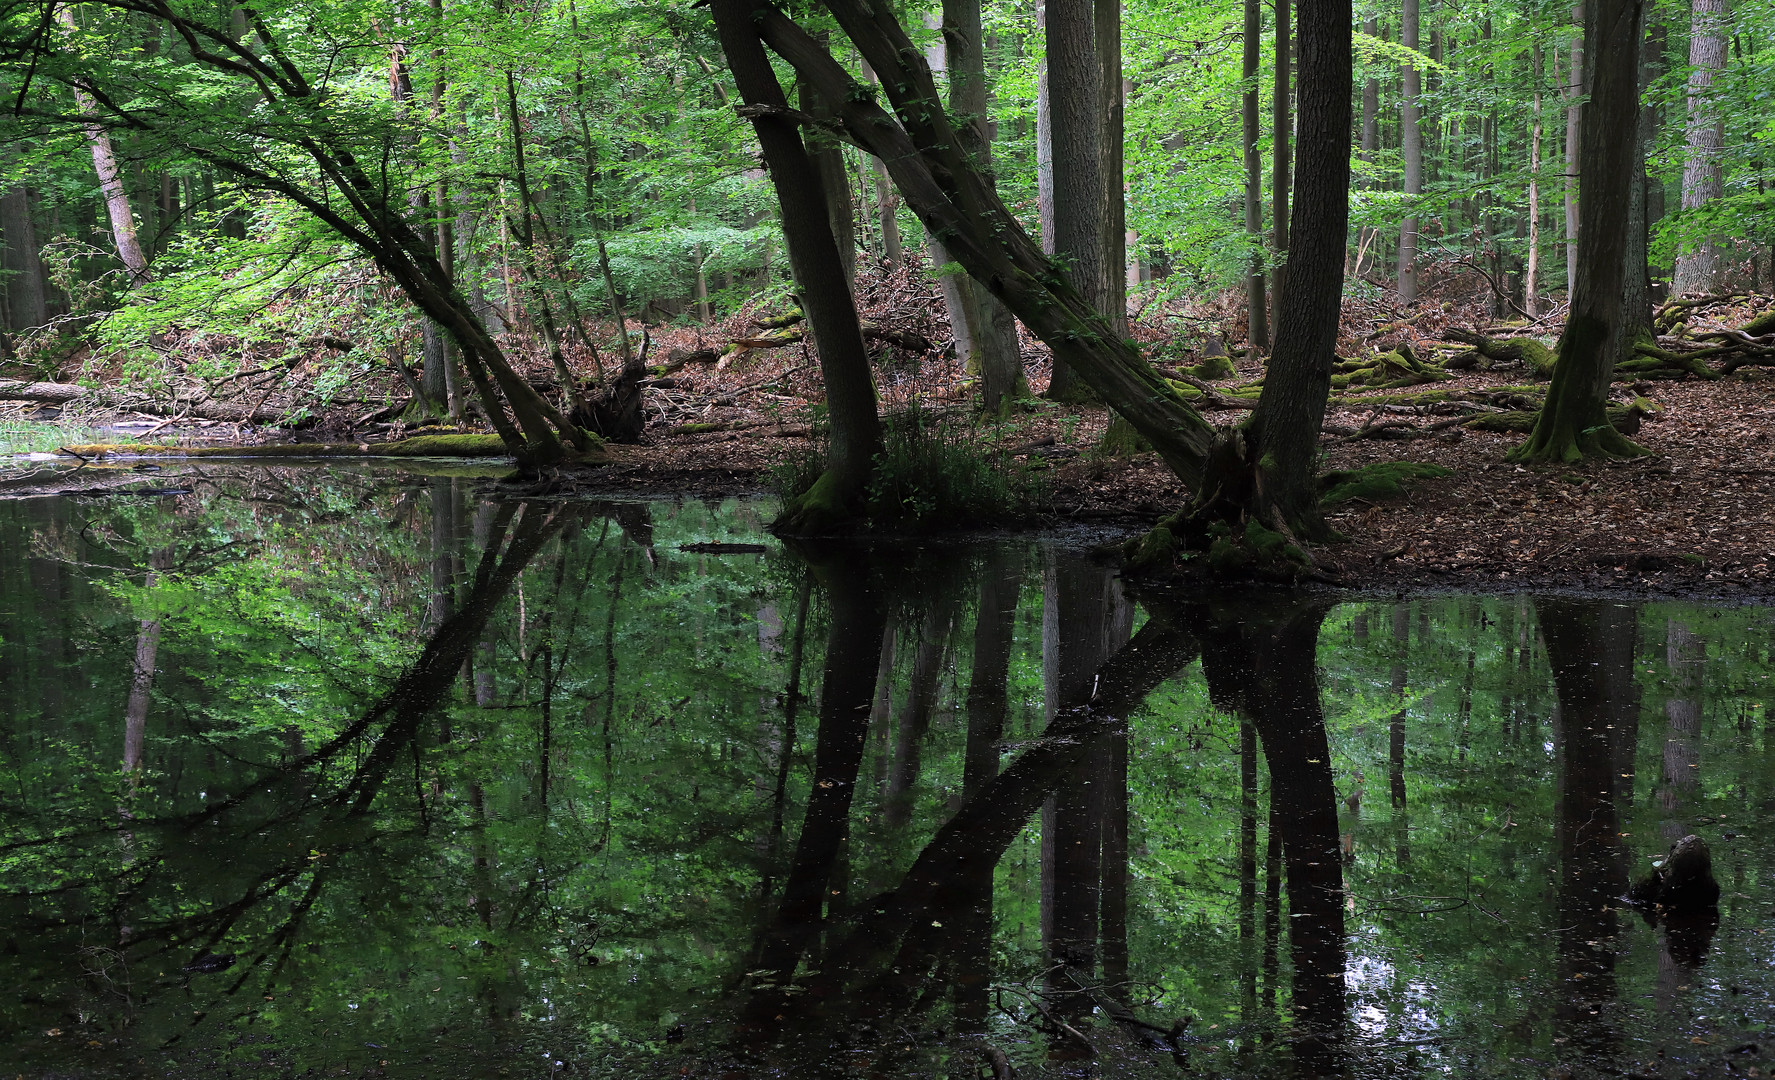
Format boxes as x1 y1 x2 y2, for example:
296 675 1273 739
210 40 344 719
710 0 883 531
1513 0 1649 463
1527 42 1544 317
1 185 49 337
932 0 1027 413
1043 0 1106 402
1242 0 1352 537
1671 0 1727 295
1398 0 1421 304
1244 0 1269 349
1271 0 1292 325
1566 15 1584 294
56 7 149 282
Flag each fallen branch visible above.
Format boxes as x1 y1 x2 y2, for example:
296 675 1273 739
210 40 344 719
0 381 287 424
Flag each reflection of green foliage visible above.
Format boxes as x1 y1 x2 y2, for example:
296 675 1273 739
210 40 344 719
5 483 1775 1076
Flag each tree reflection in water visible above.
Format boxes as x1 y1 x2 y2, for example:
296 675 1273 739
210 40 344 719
0 483 1760 1079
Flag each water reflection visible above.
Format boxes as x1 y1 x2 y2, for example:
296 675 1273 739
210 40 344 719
0 468 1765 1078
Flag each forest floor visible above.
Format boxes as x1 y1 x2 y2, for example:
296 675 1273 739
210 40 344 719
6 263 1775 597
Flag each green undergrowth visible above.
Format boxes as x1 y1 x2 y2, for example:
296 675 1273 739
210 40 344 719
1319 461 1453 505
772 406 1045 530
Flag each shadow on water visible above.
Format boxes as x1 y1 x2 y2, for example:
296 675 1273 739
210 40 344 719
0 465 1762 1079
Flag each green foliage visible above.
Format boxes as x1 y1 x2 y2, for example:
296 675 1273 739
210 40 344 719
861 407 1043 527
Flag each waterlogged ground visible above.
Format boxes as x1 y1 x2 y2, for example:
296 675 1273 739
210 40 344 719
2 463 1773 1079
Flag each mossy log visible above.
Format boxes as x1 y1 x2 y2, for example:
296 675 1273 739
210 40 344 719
1442 329 1558 377
1330 342 1451 389
53 432 604 461
1463 397 1656 435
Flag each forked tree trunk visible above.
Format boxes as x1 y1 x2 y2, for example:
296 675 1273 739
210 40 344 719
742 0 1343 546
710 0 882 532
1243 0 1352 537
1513 0 1649 463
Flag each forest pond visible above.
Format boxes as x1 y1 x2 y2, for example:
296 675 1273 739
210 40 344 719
3 462 1774 1079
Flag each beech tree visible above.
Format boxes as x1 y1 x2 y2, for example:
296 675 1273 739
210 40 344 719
1511 0 1650 463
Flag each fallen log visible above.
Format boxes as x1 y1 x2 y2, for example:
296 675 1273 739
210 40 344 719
0 380 288 424
54 433 536 460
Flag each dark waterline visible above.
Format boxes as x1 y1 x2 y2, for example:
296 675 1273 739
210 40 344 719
1 463 1771 1078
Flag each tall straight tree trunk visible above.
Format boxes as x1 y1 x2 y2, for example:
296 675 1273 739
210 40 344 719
1244 0 1269 349
1672 0 1727 295
1270 0 1291 330
1527 42 1545 317
1644 15 1668 288
1566 14 1584 294
1607 33 1655 367
56 8 149 282
860 62 904 268
1398 0 1421 304
1099 0 1126 337
933 0 1027 413
1360 18 1378 168
1043 0 1107 403
0 185 49 337
1036 0 1055 254
1243 0 1352 537
1513 0 1649 463
711 0 883 530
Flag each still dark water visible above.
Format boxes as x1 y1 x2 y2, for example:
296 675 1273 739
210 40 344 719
2 463 1772 1079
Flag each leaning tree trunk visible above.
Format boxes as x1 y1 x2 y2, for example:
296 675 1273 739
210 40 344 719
1671 0 1727 296
710 0 883 532
1398 0 1422 304
57 7 149 282
1241 0 1353 539
1511 0 1649 463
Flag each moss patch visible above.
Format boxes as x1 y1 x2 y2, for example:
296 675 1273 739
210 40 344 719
1319 461 1454 505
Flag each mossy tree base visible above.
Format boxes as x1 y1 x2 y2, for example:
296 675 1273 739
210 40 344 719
771 468 861 535
1505 406 1650 464
1118 430 1330 579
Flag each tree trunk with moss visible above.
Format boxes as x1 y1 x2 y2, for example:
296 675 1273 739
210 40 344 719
711 0 882 532
1511 0 1650 464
